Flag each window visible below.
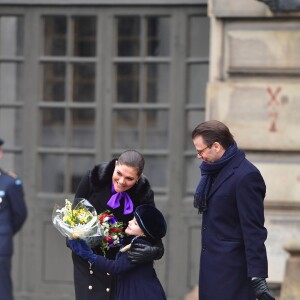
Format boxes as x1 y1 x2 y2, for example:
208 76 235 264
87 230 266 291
0 16 24 171
38 15 97 193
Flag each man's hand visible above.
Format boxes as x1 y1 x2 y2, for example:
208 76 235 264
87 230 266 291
251 277 275 300
128 241 164 264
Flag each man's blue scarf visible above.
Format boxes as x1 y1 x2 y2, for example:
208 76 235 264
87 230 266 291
194 141 244 213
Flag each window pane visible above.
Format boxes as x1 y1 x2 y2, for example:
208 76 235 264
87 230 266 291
0 153 22 174
0 108 23 147
185 156 200 195
72 63 95 102
116 16 140 57
116 63 139 103
73 16 96 57
145 64 169 103
146 17 170 57
112 110 139 148
186 110 205 150
143 110 168 149
188 16 210 57
43 16 67 56
71 109 95 148
187 64 208 105
0 16 23 56
42 63 66 102
40 154 66 193
143 155 167 191
40 108 66 147
70 155 95 193
0 63 23 102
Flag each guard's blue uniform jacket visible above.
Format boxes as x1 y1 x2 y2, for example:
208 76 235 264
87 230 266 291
0 168 27 300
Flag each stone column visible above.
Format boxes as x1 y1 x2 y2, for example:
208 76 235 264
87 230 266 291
280 240 300 300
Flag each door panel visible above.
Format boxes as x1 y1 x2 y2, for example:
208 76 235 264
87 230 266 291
0 5 209 300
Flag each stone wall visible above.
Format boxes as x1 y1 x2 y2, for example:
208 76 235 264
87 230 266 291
208 0 300 288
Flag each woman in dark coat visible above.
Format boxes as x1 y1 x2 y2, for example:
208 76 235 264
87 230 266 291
68 204 167 300
71 150 164 300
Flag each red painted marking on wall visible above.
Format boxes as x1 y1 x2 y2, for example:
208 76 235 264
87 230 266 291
267 87 281 106
267 87 282 132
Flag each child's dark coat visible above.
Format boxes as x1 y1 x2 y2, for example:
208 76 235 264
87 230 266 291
92 237 166 300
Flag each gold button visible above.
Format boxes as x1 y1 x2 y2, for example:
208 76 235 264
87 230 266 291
88 285 93 290
90 270 93 274
106 288 110 292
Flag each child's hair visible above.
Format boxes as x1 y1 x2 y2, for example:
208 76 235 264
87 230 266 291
134 204 167 240
118 150 145 177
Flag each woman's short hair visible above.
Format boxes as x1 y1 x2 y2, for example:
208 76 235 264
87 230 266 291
117 149 145 177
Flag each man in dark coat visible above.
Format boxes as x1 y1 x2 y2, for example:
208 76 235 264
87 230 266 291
0 138 27 300
191 121 275 300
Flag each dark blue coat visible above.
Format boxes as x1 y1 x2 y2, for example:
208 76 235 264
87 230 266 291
199 154 268 300
92 237 167 300
0 169 27 255
0 168 27 300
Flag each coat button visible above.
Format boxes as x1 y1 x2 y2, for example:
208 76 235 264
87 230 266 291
88 285 93 290
106 273 110 276
106 288 110 292
90 270 93 274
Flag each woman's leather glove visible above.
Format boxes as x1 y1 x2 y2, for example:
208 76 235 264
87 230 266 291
127 239 164 264
67 239 97 265
251 277 275 300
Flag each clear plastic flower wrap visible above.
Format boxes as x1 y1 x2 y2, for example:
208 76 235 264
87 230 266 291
52 198 103 248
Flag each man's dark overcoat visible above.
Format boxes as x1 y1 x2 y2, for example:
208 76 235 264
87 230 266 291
72 159 155 300
92 237 167 300
199 153 268 300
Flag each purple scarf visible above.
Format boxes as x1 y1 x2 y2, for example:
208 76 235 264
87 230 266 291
107 183 134 215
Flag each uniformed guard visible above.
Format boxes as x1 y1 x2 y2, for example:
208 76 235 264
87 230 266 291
0 138 27 300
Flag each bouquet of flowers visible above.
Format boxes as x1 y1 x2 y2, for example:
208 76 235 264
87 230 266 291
98 210 125 256
52 198 102 248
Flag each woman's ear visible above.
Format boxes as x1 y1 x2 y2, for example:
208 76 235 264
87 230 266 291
136 173 143 183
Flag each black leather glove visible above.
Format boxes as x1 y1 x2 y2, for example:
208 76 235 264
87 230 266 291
251 278 275 300
128 240 164 264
